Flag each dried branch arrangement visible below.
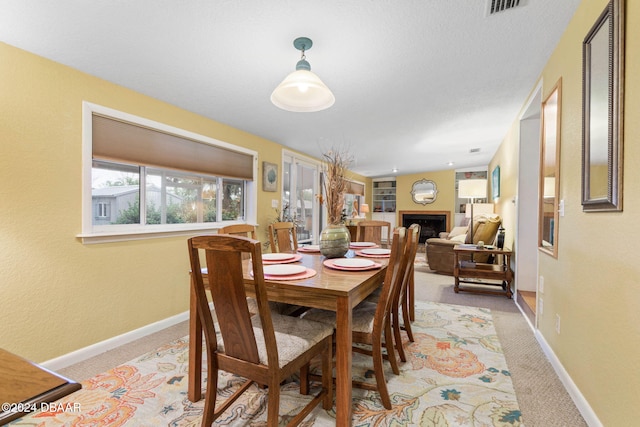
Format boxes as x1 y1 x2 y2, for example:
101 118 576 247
322 147 353 225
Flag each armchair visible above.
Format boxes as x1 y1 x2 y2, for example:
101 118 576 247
425 214 502 274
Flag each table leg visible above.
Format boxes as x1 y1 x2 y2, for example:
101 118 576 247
334 296 353 426
188 278 203 402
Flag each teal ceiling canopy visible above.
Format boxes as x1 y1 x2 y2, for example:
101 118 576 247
271 37 335 113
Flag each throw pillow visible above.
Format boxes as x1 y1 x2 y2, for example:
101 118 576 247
450 233 467 243
448 226 468 239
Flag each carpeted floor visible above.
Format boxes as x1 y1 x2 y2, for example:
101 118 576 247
9 301 521 426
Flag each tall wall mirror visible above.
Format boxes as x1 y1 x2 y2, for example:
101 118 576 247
539 79 561 258
581 0 624 212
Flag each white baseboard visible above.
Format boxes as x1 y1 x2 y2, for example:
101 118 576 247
41 310 190 371
534 330 603 427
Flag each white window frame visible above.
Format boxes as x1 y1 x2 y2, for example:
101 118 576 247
79 102 258 244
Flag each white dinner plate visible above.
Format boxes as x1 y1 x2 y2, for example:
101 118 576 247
350 242 376 247
332 258 375 268
302 244 320 251
361 248 391 255
262 253 296 261
263 264 307 276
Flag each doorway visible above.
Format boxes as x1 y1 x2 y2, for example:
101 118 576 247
515 83 542 328
282 152 321 245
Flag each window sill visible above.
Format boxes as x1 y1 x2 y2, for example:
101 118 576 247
77 223 244 244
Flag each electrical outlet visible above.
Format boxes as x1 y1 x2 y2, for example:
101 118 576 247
555 314 561 334
539 276 544 293
271 199 279 208
538 298 543 315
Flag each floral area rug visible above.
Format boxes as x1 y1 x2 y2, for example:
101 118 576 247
9 301 522 426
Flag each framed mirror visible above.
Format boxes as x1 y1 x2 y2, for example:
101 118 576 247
539 80 561 258
411 179 438 205
581 0 624 212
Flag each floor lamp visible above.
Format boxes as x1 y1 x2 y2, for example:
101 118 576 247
458 179 488 244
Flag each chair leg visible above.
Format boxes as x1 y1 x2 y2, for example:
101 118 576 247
201 357 218 427
300 363 310 395
372 333 392 409
392 306 407 363
384 321 400 375
321 338 333 409
401 299 415 342
267 378 281 426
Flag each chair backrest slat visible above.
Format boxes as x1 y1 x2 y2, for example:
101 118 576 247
206 249 260 363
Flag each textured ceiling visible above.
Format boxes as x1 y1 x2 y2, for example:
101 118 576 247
0 0 580 177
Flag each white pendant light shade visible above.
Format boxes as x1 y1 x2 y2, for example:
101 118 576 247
271 70 335 112
271 37 335 112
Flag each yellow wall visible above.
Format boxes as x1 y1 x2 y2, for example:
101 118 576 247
489 124 518 251
395 170 456 228
491 0 640 424
0 42 287 361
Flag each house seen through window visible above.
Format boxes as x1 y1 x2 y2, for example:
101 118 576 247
92 161 245 226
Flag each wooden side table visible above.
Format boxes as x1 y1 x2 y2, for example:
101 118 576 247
453 245 513 298
0 349 81 424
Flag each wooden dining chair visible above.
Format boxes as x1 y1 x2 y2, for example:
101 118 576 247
188 234 334 426
269 221 299 253
302 227 407 410
355 220 392 247
391 223 420 362
218 223 257 239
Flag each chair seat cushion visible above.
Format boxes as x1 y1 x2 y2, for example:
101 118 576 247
216 313 333 368
301 301 378 334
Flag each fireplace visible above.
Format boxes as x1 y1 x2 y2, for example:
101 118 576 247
399 210 450 244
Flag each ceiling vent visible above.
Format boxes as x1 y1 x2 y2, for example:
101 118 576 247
486 0 526 16
469 148 481 154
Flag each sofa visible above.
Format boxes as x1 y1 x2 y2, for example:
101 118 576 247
425 214 502 274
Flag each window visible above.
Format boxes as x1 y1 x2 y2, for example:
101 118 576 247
81 103 257 243
96 203 110 219
344 180 365 218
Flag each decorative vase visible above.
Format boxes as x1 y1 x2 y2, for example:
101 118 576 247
319 224 351 258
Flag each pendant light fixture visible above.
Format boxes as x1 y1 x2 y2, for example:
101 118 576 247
271 37 335 112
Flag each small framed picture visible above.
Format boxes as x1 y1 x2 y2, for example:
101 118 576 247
492 165 500 199
262 161 278 192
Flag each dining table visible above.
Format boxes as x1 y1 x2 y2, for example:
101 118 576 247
188 246 389 426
